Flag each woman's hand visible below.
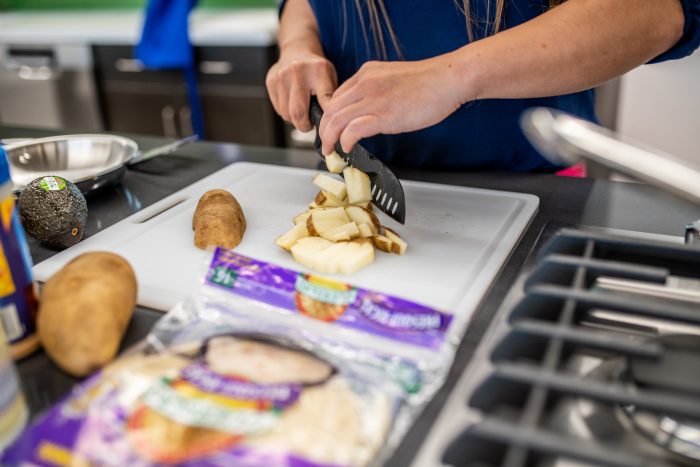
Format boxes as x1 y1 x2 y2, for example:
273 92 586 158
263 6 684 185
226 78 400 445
319 54 471 154
266 51 338 132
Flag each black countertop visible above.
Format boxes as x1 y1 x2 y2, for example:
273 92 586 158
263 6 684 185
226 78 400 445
3 125 700 465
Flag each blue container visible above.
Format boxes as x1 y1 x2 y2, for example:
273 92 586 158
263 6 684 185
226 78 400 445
0 146 39 359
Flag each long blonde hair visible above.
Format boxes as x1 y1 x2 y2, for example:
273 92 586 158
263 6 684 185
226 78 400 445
357 0 566 59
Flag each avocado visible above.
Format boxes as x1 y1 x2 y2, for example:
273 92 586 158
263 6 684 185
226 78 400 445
18 176 88 250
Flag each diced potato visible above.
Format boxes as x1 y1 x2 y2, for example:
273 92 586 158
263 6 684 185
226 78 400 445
280 166 396 275
343 167 372 204
307 217 342 236
384 229 407 255
319 222 360 242
372 235 393 253
345 206 380 234
275 223 309 251
312 242 348 274
383 226 399 237
293 211 312 225
291 237 334 270
312 173 347 200
351 238 371 246
315 191 346 207
306 207 351 236
310 207 349 223
339 241 375 275
357 223 374 238
324 151 348 174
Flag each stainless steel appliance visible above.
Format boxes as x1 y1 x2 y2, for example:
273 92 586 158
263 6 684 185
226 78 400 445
413 226 700 466
0 44 102 131
410 109 700 466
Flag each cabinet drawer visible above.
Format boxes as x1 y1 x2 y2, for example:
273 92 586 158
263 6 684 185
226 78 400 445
93 45 185 84
200 92 282 146
101 89 188 138
196 45 275 86
93 45 275 87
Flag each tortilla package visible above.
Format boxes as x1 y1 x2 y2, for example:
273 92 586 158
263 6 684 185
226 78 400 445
2 333 393 467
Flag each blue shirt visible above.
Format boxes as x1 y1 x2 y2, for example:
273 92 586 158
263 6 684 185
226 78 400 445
281 0 700 171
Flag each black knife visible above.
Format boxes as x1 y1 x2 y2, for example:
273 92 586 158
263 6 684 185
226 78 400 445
309 97 406 224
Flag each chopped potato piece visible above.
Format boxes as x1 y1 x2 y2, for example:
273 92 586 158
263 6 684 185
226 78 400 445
325 151 348 174
345 206 380 234
291 237 334 270
312 174 347 200
315 190 346 207
357 223 374 238
352 238 371 246
372 235 393 253
276 223 309 251
309 207 349 223
292 238 374 275
312 242 348 274
293 211 312 225
306 208 350 236
339 241 375 274
384 229 407 255
319 222 360 242
343 167 372 204
280 167 404 275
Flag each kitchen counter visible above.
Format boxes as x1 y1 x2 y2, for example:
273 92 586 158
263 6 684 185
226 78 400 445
3 125 700 465
0 8 278 46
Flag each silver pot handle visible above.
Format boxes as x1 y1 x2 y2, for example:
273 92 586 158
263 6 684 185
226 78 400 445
521 107 700 206
128 134 199 167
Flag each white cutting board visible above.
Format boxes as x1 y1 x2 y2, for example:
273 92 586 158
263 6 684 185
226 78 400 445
33 162 537 330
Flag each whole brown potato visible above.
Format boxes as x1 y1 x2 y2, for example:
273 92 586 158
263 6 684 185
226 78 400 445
192 189 246 250
38 252 137 377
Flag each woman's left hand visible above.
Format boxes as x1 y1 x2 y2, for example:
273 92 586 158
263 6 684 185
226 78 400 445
319 53 473 155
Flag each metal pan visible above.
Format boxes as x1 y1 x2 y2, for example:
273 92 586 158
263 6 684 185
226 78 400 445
1 134 197 194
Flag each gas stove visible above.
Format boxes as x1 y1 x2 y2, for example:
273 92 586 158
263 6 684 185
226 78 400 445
412 227 700 467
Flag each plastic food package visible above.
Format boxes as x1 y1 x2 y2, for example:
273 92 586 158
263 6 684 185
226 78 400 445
4 248 459 466
201 248 455 376
3 301 410 467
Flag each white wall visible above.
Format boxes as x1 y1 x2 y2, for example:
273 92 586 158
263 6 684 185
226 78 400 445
616 49 700 165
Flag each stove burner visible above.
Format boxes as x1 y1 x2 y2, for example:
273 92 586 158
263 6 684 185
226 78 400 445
562 337 700 465
622 405 700 463
623 334 700 463
628 334 700 397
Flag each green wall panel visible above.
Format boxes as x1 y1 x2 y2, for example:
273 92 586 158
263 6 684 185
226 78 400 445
1 0 274 10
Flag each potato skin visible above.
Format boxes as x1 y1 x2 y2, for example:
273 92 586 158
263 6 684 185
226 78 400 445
192 189 246 250
38 252 137 377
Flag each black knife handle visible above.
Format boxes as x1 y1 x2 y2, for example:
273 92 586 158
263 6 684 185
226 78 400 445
309 96 325 157
309 96 324 127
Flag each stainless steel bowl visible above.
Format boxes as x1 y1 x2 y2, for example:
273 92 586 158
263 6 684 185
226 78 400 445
2 134 139 193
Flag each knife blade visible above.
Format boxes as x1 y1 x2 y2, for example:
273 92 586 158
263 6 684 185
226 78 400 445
309 97 406 224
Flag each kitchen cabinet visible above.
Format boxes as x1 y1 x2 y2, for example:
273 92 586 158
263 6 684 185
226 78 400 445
93 44 285 146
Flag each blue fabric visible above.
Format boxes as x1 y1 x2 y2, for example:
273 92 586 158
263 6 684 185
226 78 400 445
0 146 9 186
280 0 700 171
649 0 700 63
136 0 205 138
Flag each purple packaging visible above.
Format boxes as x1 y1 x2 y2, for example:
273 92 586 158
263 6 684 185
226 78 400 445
2 334 391 467
205 248 452 350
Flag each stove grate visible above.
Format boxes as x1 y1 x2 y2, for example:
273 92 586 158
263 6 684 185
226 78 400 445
444 229 700 467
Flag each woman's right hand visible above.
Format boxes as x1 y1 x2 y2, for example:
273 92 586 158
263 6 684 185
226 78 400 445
266 51 338 133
